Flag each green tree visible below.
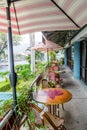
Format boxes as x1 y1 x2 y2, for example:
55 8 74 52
26 54 31 63
49 51 56 61
0 33 7 55
35 51 43 61
0 32 21 59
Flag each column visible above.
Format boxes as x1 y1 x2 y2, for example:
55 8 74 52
30 33 35 73
74 42 80 79
64 48 67 66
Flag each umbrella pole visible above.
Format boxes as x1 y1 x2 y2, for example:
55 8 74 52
6 5 17 118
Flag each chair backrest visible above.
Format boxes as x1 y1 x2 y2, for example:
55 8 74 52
30 103 66 130
36 73 43 86
42 79 48 88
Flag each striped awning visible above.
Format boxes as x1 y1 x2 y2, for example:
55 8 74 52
0 0 87 35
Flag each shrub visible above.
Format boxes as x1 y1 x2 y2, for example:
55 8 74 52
0 99 13 117
0 81 11 91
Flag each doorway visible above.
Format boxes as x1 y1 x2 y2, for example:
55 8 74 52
80 40 87 84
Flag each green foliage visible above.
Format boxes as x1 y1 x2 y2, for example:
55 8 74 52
35 51 44 60
0 80 11 91
0 71 9 76
0 71 9 82
0 32 21 59
0 62 46 118
28 111 35 122
17 80 29 92
58 58 64 65
49 51 56 61
0 99 13 117
15 64 35 80
48 80 55 88
17 87 34 114
17 87 47 129
0 63 46 92
19 69 34 80
39 126 47 130
15 64 30 73
26 55 31 63
12 35 21 45
35 62 46 74
17 93 29 114
0 32 7 42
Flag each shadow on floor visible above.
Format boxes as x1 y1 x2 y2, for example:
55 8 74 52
60 66 87 130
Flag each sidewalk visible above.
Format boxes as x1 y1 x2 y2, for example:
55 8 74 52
60 66 87 130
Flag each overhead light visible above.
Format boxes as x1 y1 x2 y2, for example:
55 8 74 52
0 0 8 7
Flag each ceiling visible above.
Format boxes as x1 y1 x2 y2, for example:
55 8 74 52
0 0 87 46
43 30 77 47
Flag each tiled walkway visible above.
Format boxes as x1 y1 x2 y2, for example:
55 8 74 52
60 67 87 130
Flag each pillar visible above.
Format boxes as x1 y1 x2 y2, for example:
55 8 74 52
74 42 80 79
64 48 67 66
30 33 35 73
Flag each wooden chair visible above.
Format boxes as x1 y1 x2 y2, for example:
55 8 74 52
36 73 43 86
0 110 31 130
42 78 49 88
30 103 66 130
0 110 20 130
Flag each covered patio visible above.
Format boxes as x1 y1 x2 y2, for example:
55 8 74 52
16 66 87 130
0 66 87 130
0 0 87 130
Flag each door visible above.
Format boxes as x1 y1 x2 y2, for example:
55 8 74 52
67 46 73 70
80 40 87 84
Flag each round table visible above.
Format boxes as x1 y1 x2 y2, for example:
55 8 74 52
33 87 72 105
33 88 72 116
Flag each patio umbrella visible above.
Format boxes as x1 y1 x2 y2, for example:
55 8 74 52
1 0 87 34
0 1 18 118
32 40 62 51
31 39 63 62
